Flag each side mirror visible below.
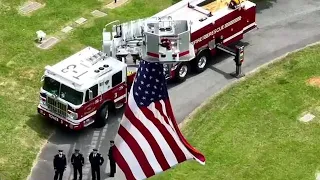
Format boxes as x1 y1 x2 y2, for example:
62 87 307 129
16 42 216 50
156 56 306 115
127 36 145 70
89 90 93 100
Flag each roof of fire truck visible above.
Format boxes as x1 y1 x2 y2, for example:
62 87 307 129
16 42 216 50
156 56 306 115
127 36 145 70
152 0 255 32
44 46 127 91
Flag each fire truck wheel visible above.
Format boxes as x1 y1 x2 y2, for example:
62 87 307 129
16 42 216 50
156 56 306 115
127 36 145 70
174 63 189 82
193 50 209 73
95 104 109 127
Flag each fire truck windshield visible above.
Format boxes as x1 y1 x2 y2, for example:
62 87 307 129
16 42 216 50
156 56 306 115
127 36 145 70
59 84 83 105
42 76 84 105
43 77 59 95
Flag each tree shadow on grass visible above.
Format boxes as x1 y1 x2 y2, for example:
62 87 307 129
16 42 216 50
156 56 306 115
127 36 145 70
26 112 92 141
171 0 277 13
26 113 55 140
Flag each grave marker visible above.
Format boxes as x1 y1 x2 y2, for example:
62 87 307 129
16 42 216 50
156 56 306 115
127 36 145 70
299 113 315 123
37 37 59 50
19 1 43 14
91 10 107 17
75 17 87 25
61 26 73 33
105 0 129 9
316 172 320 180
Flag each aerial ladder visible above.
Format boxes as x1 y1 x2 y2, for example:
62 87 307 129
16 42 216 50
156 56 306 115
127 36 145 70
102 16 195 66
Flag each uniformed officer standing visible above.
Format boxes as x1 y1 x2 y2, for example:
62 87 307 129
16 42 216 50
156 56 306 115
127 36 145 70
108 141 116 177
53 150 67 180
71 149 84 180
89 149 104 180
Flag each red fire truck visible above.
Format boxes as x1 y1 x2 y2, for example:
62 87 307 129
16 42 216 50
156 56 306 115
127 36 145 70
102 0 256 81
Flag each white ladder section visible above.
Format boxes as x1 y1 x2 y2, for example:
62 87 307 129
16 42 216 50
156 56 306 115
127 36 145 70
103 17 176 43
102 18 148 58
102 17 196 63
120 18 145 42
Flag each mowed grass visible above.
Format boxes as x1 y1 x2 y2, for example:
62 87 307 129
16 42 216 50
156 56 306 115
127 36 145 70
0 0 175 179
151 44 320 180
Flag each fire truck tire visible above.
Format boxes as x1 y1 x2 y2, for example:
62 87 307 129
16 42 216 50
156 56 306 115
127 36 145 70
174 63 189 82
193 50 209 73
95 104 109 127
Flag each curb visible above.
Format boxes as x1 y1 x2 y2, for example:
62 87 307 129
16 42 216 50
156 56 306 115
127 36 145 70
178 41 320 129
26 130 56 180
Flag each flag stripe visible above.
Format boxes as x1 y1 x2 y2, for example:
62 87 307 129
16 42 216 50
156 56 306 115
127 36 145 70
124 105 171 170
140 106 187 163
151 102 193 160
128 93 179 167
157 101 177 133
154 101 170 125
118 125 155 177
121 115 163 173
113 147 136 180
114 135 146 179
164 100 206 164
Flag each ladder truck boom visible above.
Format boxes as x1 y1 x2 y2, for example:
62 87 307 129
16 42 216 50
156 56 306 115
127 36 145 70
102 16 195 64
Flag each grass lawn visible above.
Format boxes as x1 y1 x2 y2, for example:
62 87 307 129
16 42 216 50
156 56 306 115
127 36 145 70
0 0 175 179
151 44 320 180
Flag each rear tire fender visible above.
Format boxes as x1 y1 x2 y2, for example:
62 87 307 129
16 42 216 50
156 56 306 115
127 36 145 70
94 101 113 127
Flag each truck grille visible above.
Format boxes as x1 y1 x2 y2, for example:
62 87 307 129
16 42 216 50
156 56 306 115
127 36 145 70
46 96 67 118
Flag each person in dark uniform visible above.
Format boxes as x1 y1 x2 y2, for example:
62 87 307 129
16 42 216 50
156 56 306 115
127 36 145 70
53 150 67 180
71 149 84 180
89 148 104 180
108 141 116 177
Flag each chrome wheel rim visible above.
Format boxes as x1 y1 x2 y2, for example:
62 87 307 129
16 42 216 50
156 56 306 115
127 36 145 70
179 65 188 78
198 56 207 69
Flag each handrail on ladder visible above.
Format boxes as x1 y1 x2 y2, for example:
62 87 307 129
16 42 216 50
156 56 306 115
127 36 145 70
105 20 120 29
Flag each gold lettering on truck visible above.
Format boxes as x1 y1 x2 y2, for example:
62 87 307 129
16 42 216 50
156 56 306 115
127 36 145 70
192 16 242 45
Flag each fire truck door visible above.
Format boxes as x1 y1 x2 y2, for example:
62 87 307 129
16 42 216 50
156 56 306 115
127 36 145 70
100 77 112 96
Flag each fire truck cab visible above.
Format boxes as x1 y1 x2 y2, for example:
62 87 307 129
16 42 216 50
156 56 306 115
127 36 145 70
38 47 129 130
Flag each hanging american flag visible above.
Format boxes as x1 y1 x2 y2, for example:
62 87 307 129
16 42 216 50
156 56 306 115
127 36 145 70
113 60 205 180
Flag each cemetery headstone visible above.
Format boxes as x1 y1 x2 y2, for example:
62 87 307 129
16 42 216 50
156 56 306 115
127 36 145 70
299 113 315 123
75 17 87 25
91 10 107 17
37 37 59 50
19 1 43 14
61 26 73 33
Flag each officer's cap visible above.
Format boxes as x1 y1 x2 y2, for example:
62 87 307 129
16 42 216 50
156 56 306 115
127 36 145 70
93 148 98 151
75 149 80 152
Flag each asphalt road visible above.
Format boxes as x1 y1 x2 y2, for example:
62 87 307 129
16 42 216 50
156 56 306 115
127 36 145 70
28 0 320 179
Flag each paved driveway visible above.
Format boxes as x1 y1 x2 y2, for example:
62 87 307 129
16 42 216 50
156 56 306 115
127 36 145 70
28 0 320 179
